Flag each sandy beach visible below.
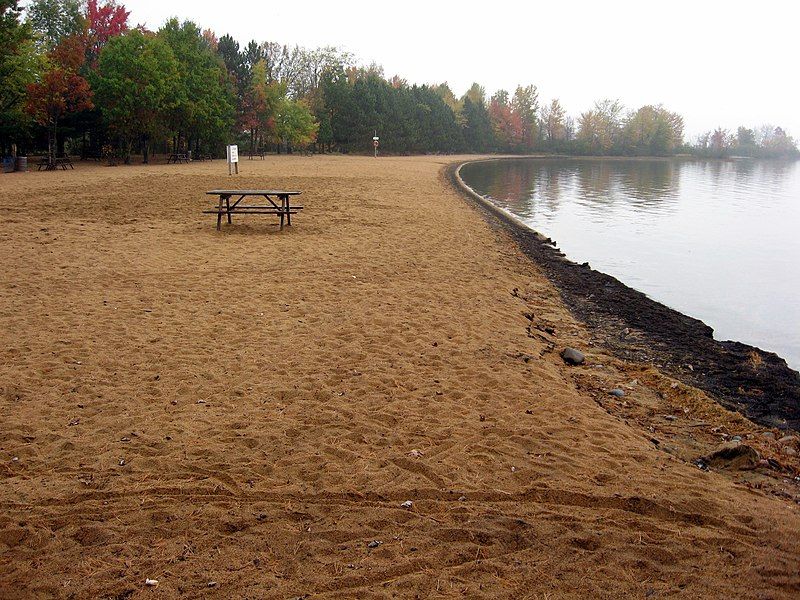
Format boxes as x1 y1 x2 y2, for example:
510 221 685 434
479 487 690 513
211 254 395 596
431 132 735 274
1 155 798 599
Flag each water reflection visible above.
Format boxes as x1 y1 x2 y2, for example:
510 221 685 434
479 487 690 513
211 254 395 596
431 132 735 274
460 158 800 370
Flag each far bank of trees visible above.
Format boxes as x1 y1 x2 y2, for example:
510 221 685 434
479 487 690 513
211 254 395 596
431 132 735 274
1 0 798 162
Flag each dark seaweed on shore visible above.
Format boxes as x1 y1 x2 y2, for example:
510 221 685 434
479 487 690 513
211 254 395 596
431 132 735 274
449 162 800 431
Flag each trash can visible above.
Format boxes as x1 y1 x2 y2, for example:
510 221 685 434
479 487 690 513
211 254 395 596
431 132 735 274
2 157 14 173
15 156 27 172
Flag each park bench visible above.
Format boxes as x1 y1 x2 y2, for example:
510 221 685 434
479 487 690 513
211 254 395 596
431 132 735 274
204 190 302 231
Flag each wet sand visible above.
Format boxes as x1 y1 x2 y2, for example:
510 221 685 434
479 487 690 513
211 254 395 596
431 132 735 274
1 155 798 598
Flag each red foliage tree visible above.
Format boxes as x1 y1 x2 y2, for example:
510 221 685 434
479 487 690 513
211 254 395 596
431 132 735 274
26 35 94 162
489 99 524 151
86 0 130 65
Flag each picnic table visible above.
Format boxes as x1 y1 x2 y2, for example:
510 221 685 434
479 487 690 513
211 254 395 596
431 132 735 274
204 190 303 231
37 156 74 171
167 153 191 164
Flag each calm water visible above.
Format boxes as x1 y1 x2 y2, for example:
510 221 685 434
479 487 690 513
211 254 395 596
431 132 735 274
460 158 800 371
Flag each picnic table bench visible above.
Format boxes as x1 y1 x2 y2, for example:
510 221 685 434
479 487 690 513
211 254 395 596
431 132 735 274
167 153 191 164
37 156 74 171
204 190 303 231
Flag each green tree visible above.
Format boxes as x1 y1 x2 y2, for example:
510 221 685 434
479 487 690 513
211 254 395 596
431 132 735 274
93 30 179 162
461 95 494 153
510 84 539 150
432 82 463 124
1 0 42 152
25 0 84 50
275 98 318 151
158 19 235 154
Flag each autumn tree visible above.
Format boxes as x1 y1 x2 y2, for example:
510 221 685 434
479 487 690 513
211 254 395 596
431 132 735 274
621 105 683 155
241 59 284 153
760 126 798 157
541 98 566 144
25 33 93 161
577 99 624 154
84 0 129 66
489 90 514 150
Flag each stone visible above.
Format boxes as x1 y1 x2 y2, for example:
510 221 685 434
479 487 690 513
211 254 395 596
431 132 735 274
367 540 382 549
561 348 585 365
782 446 797 457
778 435 798 445
400 500 413 509
609 389 625 398
702 442 760 471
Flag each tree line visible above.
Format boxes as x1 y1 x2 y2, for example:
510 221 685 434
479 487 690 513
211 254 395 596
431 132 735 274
2 0 797 162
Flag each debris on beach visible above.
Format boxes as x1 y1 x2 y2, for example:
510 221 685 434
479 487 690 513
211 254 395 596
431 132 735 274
367 540 382 548
400 500 413 509
560 347 585 365
701 441 760 471
144 578 158 586
408 449 423 458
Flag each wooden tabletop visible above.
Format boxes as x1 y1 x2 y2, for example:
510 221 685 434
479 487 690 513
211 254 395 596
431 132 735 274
206 190 302 196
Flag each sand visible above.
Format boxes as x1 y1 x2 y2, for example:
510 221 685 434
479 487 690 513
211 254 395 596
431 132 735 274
0 155 798 599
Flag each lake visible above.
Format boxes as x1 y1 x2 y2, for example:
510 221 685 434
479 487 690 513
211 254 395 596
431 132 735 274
460 157 800 371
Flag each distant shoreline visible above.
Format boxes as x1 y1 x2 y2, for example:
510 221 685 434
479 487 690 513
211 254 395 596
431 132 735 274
450 158 800 430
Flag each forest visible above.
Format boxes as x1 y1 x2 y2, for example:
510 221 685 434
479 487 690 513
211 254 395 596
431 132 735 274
2 0 798 162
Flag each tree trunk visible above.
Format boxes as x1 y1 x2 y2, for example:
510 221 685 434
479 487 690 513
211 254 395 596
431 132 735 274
142 136 150 164
49 121 56 163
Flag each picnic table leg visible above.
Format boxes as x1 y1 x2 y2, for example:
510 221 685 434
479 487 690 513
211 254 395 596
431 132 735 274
284 195 292 226
226 196 232 225
216 195 224 231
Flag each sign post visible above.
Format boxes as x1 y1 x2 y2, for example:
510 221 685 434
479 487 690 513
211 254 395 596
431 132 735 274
226 144 239 175
372 135 379 158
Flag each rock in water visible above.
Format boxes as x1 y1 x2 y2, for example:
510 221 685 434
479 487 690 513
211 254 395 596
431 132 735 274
702 442 760 471
561 348 585 365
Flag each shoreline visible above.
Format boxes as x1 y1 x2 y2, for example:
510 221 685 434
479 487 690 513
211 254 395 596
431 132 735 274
450 158 800 431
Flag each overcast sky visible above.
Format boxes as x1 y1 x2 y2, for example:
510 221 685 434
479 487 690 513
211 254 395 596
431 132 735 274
122 0 798 139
